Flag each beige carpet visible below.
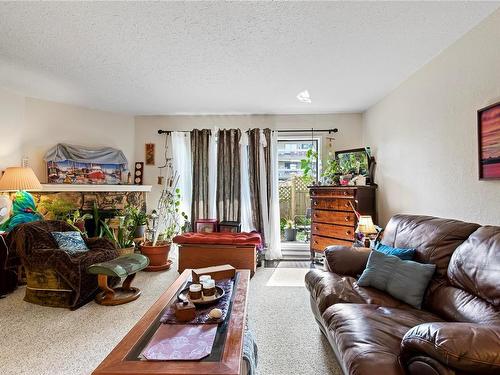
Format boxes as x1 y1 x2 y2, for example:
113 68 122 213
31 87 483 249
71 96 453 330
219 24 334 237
0 250 341 375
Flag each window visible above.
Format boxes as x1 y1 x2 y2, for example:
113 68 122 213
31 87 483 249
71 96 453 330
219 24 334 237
277 138 320 182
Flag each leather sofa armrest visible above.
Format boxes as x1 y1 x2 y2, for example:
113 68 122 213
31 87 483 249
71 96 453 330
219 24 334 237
400 322 500 374
85 237 117 251
324 246 371 277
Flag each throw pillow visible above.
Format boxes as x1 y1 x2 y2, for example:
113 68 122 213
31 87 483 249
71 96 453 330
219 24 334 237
51 231 89 255
357 250 436 309
374 242 416 260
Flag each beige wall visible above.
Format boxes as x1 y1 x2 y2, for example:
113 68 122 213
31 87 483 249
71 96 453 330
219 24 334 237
363 9 500 226
135 114 363 208
0 87 135 181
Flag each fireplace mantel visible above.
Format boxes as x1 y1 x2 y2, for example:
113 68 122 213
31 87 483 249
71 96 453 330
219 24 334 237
40 184 152 193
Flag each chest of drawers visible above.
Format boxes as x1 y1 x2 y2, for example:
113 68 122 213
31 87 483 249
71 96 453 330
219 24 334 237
309 186 376 259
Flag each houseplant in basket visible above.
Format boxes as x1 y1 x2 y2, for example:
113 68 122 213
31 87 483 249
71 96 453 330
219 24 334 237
100 220 136 256
141 172 188 271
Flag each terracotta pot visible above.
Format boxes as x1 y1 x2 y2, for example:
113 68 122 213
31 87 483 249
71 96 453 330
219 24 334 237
140 242 172 272
117 246 135 256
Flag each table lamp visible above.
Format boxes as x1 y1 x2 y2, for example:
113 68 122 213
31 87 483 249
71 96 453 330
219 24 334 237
356 215 377 248
0 167 42 192
0 167 43 231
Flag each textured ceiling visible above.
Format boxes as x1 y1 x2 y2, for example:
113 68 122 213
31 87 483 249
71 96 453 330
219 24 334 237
0 2 498 115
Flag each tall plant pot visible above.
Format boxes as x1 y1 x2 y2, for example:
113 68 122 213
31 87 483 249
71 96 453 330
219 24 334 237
140 242 172 272
284 228 297 241
134 224 146 239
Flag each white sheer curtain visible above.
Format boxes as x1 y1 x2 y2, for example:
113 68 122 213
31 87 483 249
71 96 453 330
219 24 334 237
208 127 218 219
171 132 192 222
258 130 270 254
267 130 282 260
239 132 254 232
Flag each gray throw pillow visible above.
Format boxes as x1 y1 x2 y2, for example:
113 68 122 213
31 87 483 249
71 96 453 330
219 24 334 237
357 250 436 309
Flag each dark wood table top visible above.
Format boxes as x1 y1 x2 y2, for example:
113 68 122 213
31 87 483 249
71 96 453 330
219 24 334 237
92 269 250 375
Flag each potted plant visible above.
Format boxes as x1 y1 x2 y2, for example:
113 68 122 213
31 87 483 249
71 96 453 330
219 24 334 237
128 205 148 238
141 174 188 271
66 209 93 234
283 219 297 241
100 220 136 256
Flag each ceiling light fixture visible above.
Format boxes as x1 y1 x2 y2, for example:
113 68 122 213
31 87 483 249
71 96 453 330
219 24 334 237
296 90 312 104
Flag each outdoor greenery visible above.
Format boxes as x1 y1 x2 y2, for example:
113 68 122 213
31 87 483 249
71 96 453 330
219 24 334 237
299 148 318 185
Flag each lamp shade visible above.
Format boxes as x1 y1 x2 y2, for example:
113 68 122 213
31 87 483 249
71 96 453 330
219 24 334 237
0 167 42 191
356 215 377 235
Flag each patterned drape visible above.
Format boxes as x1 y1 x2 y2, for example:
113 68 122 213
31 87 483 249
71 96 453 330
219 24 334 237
190 129 211 227
216 129 241 222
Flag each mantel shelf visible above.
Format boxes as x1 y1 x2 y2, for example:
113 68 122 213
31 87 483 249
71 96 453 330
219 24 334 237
40 184 152 193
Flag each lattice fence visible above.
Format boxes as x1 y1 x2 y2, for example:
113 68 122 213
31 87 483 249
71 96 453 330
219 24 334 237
279 176 311 220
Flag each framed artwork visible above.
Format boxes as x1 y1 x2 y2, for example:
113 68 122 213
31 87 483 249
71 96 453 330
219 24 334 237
478 102 500 180
218 221 241 233
195 219 218 233
145 143 155 165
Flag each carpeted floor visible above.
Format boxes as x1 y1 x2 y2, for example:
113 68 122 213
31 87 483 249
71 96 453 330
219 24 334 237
0 249 341 375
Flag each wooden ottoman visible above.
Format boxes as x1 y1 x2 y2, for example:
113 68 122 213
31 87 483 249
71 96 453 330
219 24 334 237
173 232 262 276
87 253 149 306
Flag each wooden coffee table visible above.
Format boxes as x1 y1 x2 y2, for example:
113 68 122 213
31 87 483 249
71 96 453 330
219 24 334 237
92 269 250 375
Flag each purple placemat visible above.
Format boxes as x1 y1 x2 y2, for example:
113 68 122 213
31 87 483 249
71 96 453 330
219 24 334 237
160 278 234 324
141 324 218 361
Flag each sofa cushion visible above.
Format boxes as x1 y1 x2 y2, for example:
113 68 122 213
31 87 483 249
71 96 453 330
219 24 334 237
448 226 500 307
323 304 443 375
305 269 412 315
358 251 436 309
374 242 415 260
381 215 480 277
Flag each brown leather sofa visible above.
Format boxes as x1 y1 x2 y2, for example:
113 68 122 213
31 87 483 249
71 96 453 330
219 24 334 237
305 214 500 375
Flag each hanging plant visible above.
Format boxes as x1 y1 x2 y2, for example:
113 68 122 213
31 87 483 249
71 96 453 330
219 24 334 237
300 148 318 185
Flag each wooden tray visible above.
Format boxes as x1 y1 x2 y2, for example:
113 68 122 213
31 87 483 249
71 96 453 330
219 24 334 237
177 286 225 306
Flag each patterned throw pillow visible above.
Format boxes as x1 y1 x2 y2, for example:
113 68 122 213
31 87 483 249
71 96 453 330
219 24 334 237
51 231 89 255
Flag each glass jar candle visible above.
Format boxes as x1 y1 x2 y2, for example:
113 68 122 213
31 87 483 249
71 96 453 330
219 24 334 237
202 279 216 301
188 283 202 301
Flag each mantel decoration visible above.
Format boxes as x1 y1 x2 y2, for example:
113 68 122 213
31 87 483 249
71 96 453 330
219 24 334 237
44 143 130 185
478 101 500 180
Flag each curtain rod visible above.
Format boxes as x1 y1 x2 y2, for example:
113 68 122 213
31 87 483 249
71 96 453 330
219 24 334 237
158 128 338 135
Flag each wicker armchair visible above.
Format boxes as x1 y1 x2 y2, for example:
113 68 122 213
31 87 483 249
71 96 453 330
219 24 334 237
8 220 119 308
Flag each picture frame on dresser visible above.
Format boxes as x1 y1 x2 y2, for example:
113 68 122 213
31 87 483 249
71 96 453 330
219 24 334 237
478 101 500 180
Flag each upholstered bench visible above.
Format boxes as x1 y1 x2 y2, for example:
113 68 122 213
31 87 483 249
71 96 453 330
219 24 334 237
173 232 262 276
88 253 149 305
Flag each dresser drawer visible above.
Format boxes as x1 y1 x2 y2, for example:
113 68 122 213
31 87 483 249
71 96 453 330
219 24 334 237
336 198 356 212
311 235 353 252
311 198 337 210
312 209 356 225
311 223 355 241
310 188 355 198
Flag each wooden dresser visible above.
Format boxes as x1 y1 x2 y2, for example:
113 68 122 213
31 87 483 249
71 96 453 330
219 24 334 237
309 186 376 259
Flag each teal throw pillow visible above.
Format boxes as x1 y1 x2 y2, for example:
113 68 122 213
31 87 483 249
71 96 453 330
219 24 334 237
52 231 89 255
374 242 416 260
357 250 436 309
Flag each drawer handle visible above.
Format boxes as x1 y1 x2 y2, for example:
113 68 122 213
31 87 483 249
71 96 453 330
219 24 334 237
314 240 318 244
346 230 351 235
345 203 350 208
343 191 348 196
314 226 319 231
344 216 349 222
313 201 318 206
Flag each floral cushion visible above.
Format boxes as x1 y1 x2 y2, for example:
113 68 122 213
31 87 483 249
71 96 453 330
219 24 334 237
51 231 89 255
